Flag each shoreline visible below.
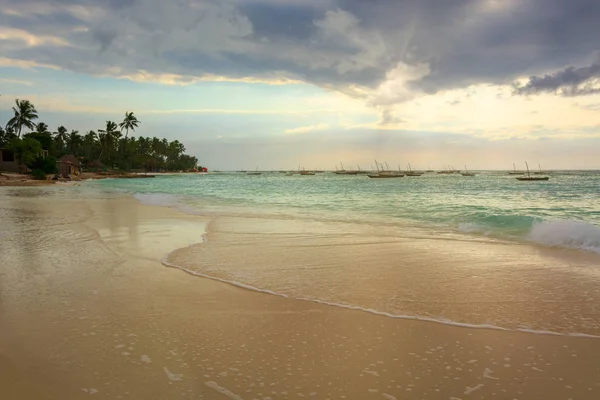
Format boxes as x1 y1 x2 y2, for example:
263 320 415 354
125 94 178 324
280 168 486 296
0 171 191 186
2 188 600 399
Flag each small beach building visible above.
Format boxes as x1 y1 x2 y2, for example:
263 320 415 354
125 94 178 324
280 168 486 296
0 148 19 172
57 155 82 177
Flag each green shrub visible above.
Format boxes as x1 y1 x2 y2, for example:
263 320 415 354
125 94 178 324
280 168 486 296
29 156 57 174
30 169 47 180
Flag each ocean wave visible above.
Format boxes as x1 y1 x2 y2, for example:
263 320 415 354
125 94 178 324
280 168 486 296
528 220 600 254
459 215 600 254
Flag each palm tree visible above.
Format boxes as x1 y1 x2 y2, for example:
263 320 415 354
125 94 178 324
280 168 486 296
68 130 82 154
83 130 98 159
119 111 140 139
98 121 120 163
0 126 17 148
54 126 68 152
35 122 50 135
6 99 38 138
25 122 53 151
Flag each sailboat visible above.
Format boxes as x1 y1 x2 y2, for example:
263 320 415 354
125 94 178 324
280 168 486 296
533 163 546 175
247 166 262 175
509 163 524 175
516 162 549 181
462 165 475 176
368 160 404 178
299 168 315 175
405 163 423 176
437 165 454 174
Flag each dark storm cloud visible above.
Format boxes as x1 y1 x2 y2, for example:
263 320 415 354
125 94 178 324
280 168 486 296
514 62 600 96
2 0 600 100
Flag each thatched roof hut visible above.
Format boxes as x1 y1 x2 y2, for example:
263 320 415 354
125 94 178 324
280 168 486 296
87 159 104 169
59 155 81 167
57 155 82 177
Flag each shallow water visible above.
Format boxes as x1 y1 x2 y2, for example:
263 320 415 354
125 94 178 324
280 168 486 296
87 172 600 335
93 171 600 253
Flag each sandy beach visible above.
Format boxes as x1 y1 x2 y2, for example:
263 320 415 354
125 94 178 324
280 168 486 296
1 187 599 400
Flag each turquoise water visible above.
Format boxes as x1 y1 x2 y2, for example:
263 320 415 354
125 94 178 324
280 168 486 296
91 171 600 253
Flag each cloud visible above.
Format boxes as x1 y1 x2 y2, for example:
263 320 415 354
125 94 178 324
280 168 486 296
379 109 404 126
0 78 33 86
2 0 600 105
368 62 430 106
284 123 329 134
514 61 600 96
144 109 336 115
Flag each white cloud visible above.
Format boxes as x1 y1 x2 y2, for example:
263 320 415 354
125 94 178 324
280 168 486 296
0 27 71 47
0 78 33 86
368 62 430 106
285 123 330 134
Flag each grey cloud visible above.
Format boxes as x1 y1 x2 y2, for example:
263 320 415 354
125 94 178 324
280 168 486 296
514 62 600 96
379 109 404 125
2 0 600 101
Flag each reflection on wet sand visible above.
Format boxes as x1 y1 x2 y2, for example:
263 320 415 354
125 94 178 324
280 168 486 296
1 189 599 399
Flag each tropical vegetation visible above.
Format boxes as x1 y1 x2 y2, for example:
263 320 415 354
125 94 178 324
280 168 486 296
1 99 199 175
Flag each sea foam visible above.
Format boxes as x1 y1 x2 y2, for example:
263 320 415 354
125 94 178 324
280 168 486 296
528 219 600 254
161 243 600 339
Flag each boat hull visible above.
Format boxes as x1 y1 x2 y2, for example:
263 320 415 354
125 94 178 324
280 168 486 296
368 174 404 178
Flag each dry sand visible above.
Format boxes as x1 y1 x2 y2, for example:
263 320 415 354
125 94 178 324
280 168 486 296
0 189 599 399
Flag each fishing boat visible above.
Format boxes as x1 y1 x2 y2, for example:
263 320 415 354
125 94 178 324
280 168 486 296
368 160 404 178
405 163 423 176
533 163 546 175
516 162 549 181
509 163 524 175
462 165 476 176
299 169 315 175
368 173 404 178
247 166 262 176
437 165 454 174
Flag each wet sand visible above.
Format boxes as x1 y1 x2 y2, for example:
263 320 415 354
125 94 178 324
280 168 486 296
1 189 599 399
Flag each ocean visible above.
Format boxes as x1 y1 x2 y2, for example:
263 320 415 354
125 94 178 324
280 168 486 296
89 171 600 336
92 171 600 252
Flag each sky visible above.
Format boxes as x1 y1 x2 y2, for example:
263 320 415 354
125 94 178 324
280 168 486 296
1 0 600 170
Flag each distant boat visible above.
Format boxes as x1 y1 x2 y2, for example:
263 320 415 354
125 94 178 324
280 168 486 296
509 163 525 175
533 163 546 175
247 166 262 176
437 165 454 174
516 162 549 181
300 168 315 175
368 160 404 178
334 162 356 175
462 165 476 176
367 173 404 178
405 163 423 176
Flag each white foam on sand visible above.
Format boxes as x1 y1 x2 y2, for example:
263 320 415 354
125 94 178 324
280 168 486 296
204 381 244 400
161 240 600 339
148 195 600 340
163 367 183 382
464 384 484 395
